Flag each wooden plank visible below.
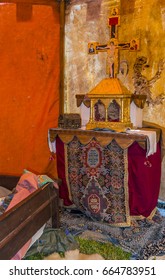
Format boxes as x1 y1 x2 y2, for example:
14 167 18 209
0 204 52 259
59 0 65 114
0 183 59 259
0 184 58 238
51 188 60 228
0 0 56 5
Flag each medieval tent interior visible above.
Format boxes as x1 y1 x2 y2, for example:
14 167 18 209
0 0 165 260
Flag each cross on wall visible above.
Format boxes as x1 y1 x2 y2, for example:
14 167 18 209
88 7 140 78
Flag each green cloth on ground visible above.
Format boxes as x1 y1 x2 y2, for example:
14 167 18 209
24 228 79 259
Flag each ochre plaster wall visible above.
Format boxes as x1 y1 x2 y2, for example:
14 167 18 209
64 0 165 199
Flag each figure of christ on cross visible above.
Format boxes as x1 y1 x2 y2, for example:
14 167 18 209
96 40 130 78
96 40 118 78
88 7 139 78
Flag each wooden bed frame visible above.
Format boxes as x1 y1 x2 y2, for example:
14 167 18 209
0 175 59 260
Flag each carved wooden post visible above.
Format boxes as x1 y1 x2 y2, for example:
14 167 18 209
59 0 65 115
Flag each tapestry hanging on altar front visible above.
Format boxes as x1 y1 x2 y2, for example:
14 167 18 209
65 137 130 226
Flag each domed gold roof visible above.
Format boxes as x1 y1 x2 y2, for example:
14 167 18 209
88 78 131 96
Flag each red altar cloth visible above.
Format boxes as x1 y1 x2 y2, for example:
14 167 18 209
128 142 161 217
54 132 161 223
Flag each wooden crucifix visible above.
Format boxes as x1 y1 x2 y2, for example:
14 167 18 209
88 7 140 78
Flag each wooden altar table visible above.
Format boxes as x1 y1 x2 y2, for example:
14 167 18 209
49 128 161 226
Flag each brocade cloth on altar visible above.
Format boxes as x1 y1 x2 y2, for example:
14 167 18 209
49 128 161 227
65 137 130 226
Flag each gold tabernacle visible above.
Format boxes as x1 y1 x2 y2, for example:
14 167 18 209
86 78 133 132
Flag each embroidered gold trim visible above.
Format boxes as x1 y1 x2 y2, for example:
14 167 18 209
131 207 157 221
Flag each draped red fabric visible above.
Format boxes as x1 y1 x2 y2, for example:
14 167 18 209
56 136 73 206
128 142 161 217
0 3 60 177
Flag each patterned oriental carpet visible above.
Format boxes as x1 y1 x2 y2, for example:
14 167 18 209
66 138 130 226
60 207 165 260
